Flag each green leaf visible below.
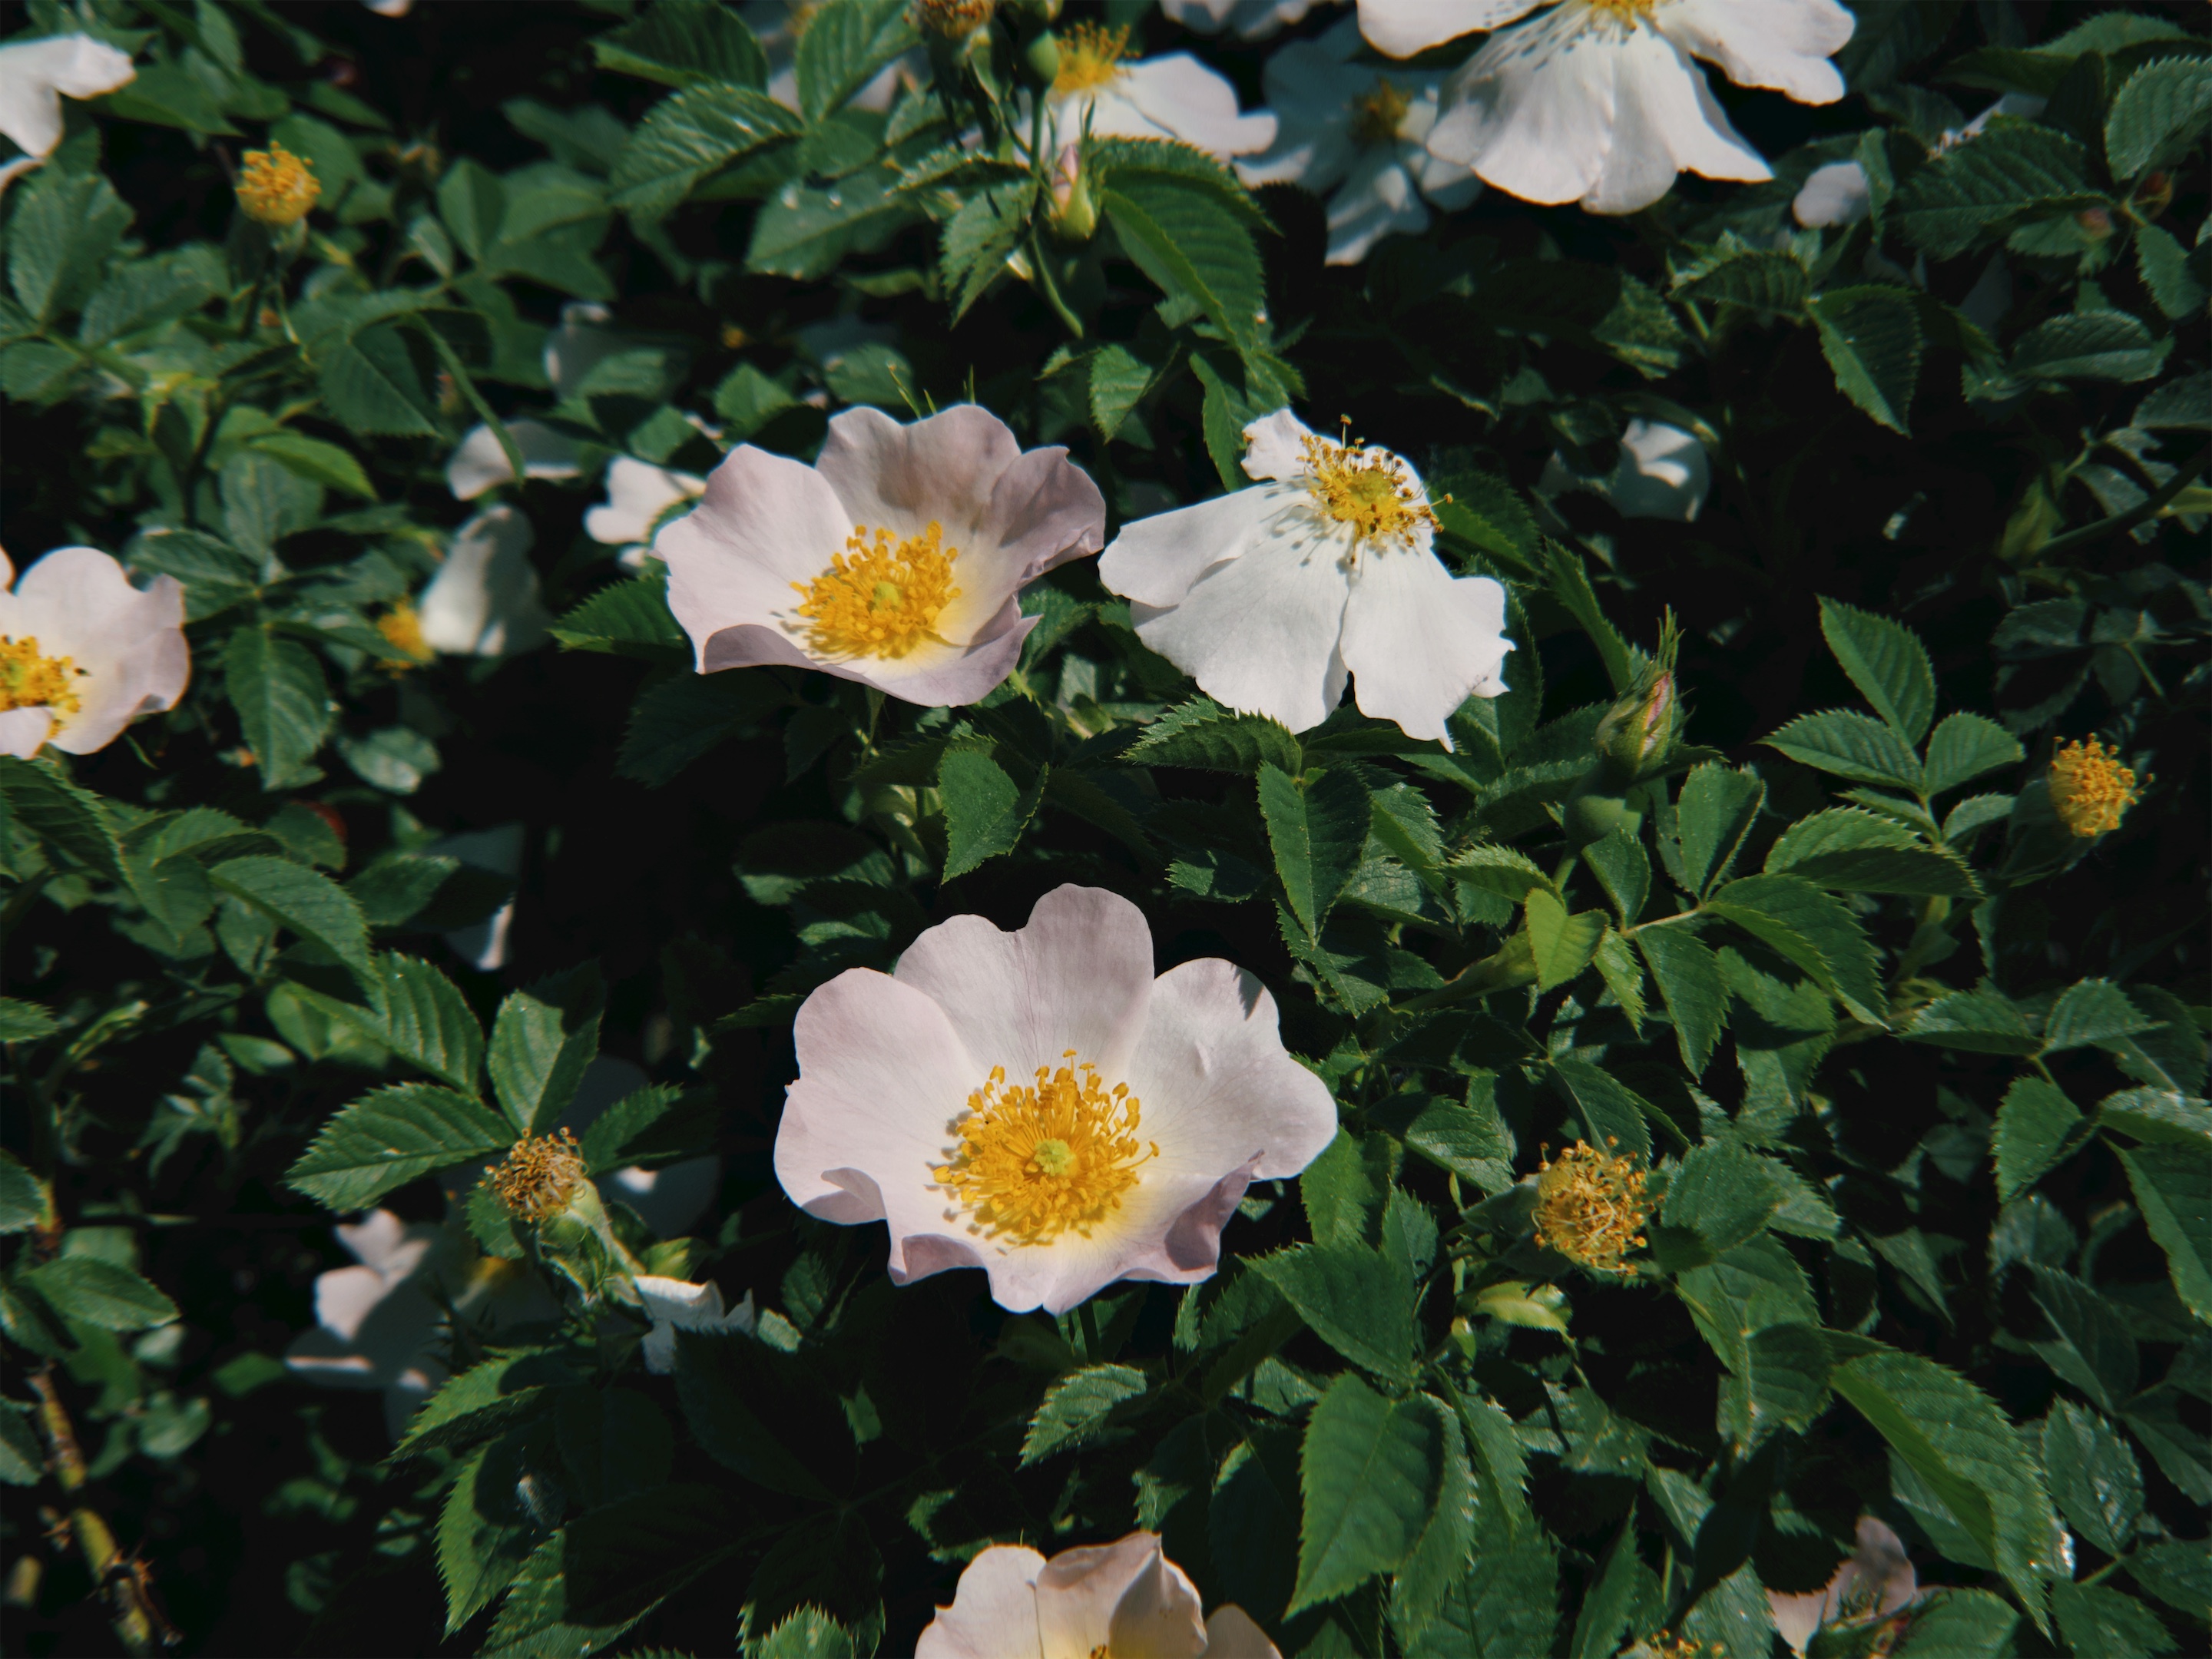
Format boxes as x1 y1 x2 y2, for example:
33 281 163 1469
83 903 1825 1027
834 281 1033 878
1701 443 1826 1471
1539 540 1636 696
489 966 604 1135
619 669 784 788
2040 1402 2142 1558
671 1332 849 1499
1293 1373 1443 1616
2049 1581 2177 1659
19 1257 177 1332
1390 1397 1475 1641
1661 1141 1783 1257
2134 221 2209 321
208 856 371 980
1704 874 1887 1027
437 1435 539 1635
0 999 55 1045
1101 174 1267 359
594 0 768 88
1904 989 2043 1055
320 319 447 437
1891 1588 2018 1658
1525 890 1604 992
611 81 803 220
395 1348 576 1460
2097 1088 2212 1147
0 1402 41 1485
2028 1267 2138 1412
1675 249 1810 311
1674 763 1766 898
1922 713 2023 796
1993 1077 2088 1201
1811 286 1923 435
1446 843 1558 908
1259 763 1368 939
1581 827 1650 924
247 431 376 500
1019 1363 1147 1465
2104 55 2212 180
371 955 485 1093
1764 709 1925 790
1764 809 1979 897
1817 597 1935 742
556 1387 674 1510
2042 979 2157 1054
2124 1538 2212 1622
8 171 131 324
1251 1242 1416 1386
757 1608 858 1659
551 575 689 660
2011 310 2171 384
1889 118 2096 257
1127 697 1303 775
796 0 918 123
77 244 224 345
0 1148 40 1233
1637 926 1727 1074
1552 1057 1657 1162
286 1084 515 1210
0 757 124 881
2117 1141 2212 1323
1396 1080 1515 1194
1832 1347 2063 1625
224 630 333 791
747 164 915 281
939 748 1045 879
1302 1128 1391 1247
1572 1523 1661 1659
939 185 1029 323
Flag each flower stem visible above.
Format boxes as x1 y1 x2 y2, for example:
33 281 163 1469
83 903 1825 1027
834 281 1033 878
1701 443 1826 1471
28 1371 175 1654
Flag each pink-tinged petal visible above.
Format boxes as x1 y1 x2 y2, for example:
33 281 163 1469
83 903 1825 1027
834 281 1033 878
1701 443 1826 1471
823 597 1037 708
657 443 852 671
1204 1604 1282 1657
1133 518 1353 734
1340 551 1512 742
12 548 189 755
1659 0 1852 103
893 885 1157 1083
0 707 55 758
1240 409 1316 483
1035 1533 1207 1659
1098 488 1276 608
1429 8 1618 204
1104 1548 1210 1658
1358 0 1540 58
981 442 1108 582
916 1545 1048 1659
1768 1517 1918 1656
816 404 1023 546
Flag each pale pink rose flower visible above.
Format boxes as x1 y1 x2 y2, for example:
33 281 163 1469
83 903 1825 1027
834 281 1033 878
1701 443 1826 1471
1767 1515 1922 1657
0 546 187 759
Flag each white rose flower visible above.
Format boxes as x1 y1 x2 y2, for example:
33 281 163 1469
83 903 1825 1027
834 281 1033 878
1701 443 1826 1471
1359 0 1853 215
417 506 554 659
1045 22 1277 162
1238 18 1481 265
917 1531 1280 1659
775 885 1336 1316
0 546 188 760
656 403 1105 709
0 34 134 193
445 419 586 502
634 1276 756 1374
1768 1516 1921 1657
1541 416 1710 522
1161 0 1339 42
1098 409 1514 743
586 455 706 569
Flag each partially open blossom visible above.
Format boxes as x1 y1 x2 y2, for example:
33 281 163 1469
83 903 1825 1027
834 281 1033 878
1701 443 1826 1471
0 546 187 760
1044 22 1277 162
1099 409 1512 743
1358 0 1854 215
656 405 1105 708
416 507 553 659
236 141 320 225
776 885 1336 1315
1532 1138 1650 1275
634 1276 755 1373
586 455 705 568
917 1530 1280 1658
1767 1517 1920 1657
446 419 587 502
0 34 134 193
2048 737 2138 838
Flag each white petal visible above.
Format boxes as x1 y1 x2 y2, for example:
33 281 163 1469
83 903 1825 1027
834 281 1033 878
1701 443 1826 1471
1429 8 1620 204
0 35 135 160
1098 488 1276 608
1793 159 1870 227
892 884 1157 1085
916 1546 1048 1659
1582 25 1767 214
542 302 620 400
1358 0 1539 58
0 707 55 757
1241 408 1316 484
418 507 551 657
8 546 188 756
1325 149 1432 263
1657 0 1853 104
1116 55 1279 159
335 1208 435 1278
1162 0 1332 41
1238 29 1368 191
1037 1534 1204 1659
445 419 584 502
1611 419 1710 521
584 456 704 548
654 444 849 671
1340 551 1512 740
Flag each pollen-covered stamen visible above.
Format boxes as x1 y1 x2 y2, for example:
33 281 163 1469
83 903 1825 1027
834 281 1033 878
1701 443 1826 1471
1351 77 1413 145
490 1128 588 1222
1054 21 1131 94
790 522 961 661
1298 433 1439 552
2048 737 2139 838
236 141 321 227
0 635 86 721
1532 1137 1651 1276
375 603 432 667
934 1050 1157 1246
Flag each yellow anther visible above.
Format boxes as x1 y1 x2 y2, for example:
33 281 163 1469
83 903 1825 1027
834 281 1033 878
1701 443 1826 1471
934 1052 1155 1246
237 142 320 227
490 1129 587 1223
1054 22 1131 95
1533 1140 1651 1276
2048 737 2138 838
1352 77 1414 145
791 522 960 660
0 635 84 721
375 603 432 667
1297 433 1438 551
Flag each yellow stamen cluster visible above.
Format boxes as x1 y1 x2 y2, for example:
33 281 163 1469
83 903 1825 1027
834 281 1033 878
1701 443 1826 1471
1585 0 1659 22
1352 78 1414 145
490 1129 587 1223
1300 433 1438 551
1644 1637 1726 1659
236 143 320 227
375 603 432 667
2048 737 2138 838
792 523 960 661
0 635 84 719
1054 22 1131 95
1533 1138 1650 1276
934 1051 1157 1247
914 0 993 38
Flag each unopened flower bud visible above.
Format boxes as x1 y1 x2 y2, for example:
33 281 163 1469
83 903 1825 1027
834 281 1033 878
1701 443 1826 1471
1594 666 1676 777
1048 141 1097 241
237 142 320 227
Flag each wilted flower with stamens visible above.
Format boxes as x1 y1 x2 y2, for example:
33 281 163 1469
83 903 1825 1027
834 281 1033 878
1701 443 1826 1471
775 885 1336 1314
655 405 1105 708
1098 409 1512 743
2048 738 2138 839
916 1529 1280 1657
915 0 994 39
0 547 187 760
491 1128 588 1222
1768 1516 1921 1657
1533 1138 1650 1275
236 142 320 225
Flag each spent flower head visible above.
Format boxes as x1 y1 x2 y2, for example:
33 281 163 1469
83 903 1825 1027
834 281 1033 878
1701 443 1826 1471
2048 737 2138 838
237 142 320 225
1534 1138 1651 1276
491 1129 588 1222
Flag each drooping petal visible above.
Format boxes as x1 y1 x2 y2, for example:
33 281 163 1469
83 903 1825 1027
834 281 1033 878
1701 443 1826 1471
1582 25 1767 214
418 507 552 657
1359 0 1540 58
979 441 1108 583
1240 408 1316 482
1113 55 1278 158
584 455 704 548
1339 549 1512 740
1428 6 1621 203
445 419 586 501
915 1545 1049 1659
1324 146 1432 264
1658 0 1853 104
8 546 188 756
1204 1604 1283 1657
0 35 135 161
634 1277 753 1373
893 884 1158 1091
1611 419 1710 521
657 444 853 671
1098 487 1277 608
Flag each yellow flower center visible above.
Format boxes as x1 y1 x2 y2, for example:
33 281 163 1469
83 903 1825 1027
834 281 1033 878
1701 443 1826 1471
237 142 320 227
490 1129 587 1222
791 523 961 661
1298 433 1438 551
1584 0 1657 20
915 0 994 38
0 635 84 722
2049 737 2138 838
1054 22 1131 95
376 603 432 666
1532 1139 1650 1276
1352 77 1413 145
933 1051 1157 1247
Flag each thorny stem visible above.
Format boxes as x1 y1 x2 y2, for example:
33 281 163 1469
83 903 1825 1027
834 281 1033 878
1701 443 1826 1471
28 1371 176 1654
